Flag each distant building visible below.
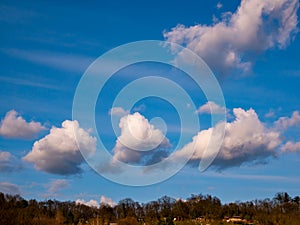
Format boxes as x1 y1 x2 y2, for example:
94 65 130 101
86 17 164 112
226 216 253 224
227 216 243 223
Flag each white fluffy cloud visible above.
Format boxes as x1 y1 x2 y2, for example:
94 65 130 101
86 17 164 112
109 107 129 117
112 112 170 165
0 151 21 172
196 101 227 114
100 195 117 207
175 108 281 169
0 182 20 195
23 120 96 175
0 110 46 139
76 195 116 208
164 0 299 75
76 199 99 208
105 108 291 171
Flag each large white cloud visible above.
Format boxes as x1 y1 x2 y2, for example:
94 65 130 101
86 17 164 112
112 112 171 165
174 108 281 169
164 0 299 75
101 108 300 172
0 110 46 139
23 120 96 175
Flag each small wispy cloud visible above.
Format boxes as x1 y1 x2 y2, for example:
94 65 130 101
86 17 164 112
196 101 227 114
280 141 300 153
0 182 21 195
41 179 69 198
216 2 223 9
265 109 276 118
0 76 62 90
275 111 300 131
0 151 22 172
132 104 146 113
0 5 39 24
109 107 129 117
48 179 69 194
203 172 300 183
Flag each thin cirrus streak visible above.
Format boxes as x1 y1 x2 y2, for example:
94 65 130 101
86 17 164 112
1 48 95 73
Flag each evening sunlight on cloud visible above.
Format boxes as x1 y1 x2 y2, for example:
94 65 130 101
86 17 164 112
23 120 96 175
164 0 299 75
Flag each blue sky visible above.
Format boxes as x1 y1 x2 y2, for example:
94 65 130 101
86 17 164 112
0 0 300 206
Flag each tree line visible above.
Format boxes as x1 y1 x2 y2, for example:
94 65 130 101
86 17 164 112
0 192 299 225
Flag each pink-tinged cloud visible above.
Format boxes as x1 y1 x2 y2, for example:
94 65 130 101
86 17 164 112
23 120 96 175
164 0 299 75
174 108 281 169
0 110 46 139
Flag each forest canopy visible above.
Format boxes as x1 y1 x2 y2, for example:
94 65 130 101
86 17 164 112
0 192 299 225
